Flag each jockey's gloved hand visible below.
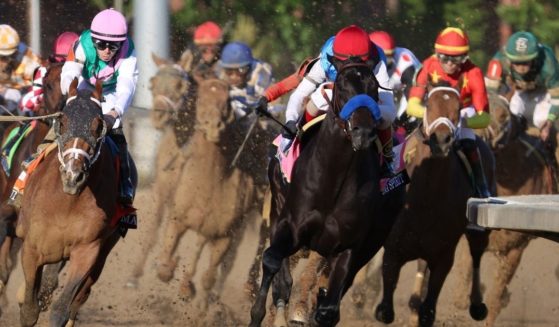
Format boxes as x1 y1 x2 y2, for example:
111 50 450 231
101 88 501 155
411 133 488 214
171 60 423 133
282 120 297 139
254 96 269 117
103 114 117 130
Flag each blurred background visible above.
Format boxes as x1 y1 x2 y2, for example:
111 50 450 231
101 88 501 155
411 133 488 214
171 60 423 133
1 0 558 178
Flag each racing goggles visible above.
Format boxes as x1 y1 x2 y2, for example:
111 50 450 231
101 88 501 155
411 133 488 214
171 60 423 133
437 53 467 64
92 39 122 52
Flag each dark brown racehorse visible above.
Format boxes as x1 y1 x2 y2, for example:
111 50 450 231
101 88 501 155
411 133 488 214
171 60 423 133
249 59 406 327
0 62 65 296
452 93 556 326
375 86 496 327
15 79 122 327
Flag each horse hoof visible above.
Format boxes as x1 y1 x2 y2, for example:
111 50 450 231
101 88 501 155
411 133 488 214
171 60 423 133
418 305 435 327
179 281 196 302
374 302 395 324
408 294 422 311
469 302 488 321
157 260 177 282
313 306 339 327
289 305 309 325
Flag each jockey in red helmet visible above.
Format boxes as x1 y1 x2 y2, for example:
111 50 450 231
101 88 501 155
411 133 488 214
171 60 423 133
179 21 224 81
283 25 396 176
408 27 491 197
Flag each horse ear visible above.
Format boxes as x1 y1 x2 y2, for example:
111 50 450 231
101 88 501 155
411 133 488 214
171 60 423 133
151 52 170 67
92 80 103 101
69 78 79 97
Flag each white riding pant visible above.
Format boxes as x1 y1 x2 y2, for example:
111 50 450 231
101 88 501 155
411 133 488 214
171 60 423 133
509 89 551 129
457 105 476 140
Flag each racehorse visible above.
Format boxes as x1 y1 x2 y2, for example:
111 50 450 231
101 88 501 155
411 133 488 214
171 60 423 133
125 54 191 288
249 58 406 327
375 86 496 327
155 78 259 307
0 62 65 296
15 79 128 326
452 93 556 326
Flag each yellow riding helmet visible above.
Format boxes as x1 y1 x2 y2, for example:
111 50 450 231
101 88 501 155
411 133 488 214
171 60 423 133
0 24 20 56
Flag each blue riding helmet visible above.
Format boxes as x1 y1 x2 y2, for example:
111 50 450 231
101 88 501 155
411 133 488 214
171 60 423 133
320 36 387 81
220 41 254 68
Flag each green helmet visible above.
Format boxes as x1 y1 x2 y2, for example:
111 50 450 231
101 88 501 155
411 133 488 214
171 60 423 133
504 31 539 62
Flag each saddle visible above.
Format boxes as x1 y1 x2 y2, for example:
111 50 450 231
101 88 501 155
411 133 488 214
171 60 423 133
1 121 37 176
9 139 136 232
274 115 409 194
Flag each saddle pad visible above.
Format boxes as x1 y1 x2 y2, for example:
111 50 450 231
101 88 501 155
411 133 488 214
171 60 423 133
1 121 37 174
273 134 300 183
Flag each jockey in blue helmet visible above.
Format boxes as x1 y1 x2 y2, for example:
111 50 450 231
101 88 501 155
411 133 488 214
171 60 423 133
218 41 273 119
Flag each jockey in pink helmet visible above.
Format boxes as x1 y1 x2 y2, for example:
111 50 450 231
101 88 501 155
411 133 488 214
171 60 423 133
60 8 138 220
20 31 79 114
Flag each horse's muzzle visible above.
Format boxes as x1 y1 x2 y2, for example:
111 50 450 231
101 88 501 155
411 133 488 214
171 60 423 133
60 165 87 195
349 127 375 151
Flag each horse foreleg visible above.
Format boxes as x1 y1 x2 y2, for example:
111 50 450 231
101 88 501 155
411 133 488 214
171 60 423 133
375 248 406 325
486 245 526 327
38 261 66 311
249 219 297 327
418 255 454 327
466 229 490 322
0 235 13 294
20 245 43 327
350 249 384 312
157 216 188 282
409 258 429 316
178 232 205 302
50 242 101 327
66 233 120 324
289 251 323 325
246 212 270 299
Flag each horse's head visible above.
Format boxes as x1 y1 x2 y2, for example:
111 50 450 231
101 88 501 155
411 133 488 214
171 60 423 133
424 86 461 156
485 93 525 150
0 54 17 82
194 78 232 143
55 79 107 195
41 62 66 114
150 53 189 129
331 58 381 151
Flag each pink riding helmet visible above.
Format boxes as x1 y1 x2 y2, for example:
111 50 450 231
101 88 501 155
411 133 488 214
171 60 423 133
90 8 127 42
52 31 79 61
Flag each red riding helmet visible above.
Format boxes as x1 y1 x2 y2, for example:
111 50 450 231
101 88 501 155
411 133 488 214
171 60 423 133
193 21 223 45
369 31 396 55
434 27 469 56
332 25 370 61
52 31 79 62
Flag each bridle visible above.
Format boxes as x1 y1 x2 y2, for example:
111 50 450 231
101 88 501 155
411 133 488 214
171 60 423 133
423 86 460 137
55 95 107 172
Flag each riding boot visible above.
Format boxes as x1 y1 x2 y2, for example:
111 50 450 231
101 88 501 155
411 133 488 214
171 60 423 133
378 126 394 178
109 131 135 206
460 139 491 198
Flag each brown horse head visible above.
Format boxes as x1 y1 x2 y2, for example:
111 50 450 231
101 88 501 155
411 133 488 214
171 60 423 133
41 62 66 115
194 78 231 143
54 79 106 195
485 92 527 150
0 54 17 82
150 53 190 129
331 59 381 151
424 86 461 156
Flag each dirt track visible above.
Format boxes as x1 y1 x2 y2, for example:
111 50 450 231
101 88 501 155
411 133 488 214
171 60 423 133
1 186 559 327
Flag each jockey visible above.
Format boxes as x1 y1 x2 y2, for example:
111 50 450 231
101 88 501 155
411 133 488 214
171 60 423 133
283 25 396 174
485 31 559 143
0 24 42 114
369 30 421 119
60 8 139 206
179 21 223 82
407 27 491 198
20 31 79 114
218 41 273 120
